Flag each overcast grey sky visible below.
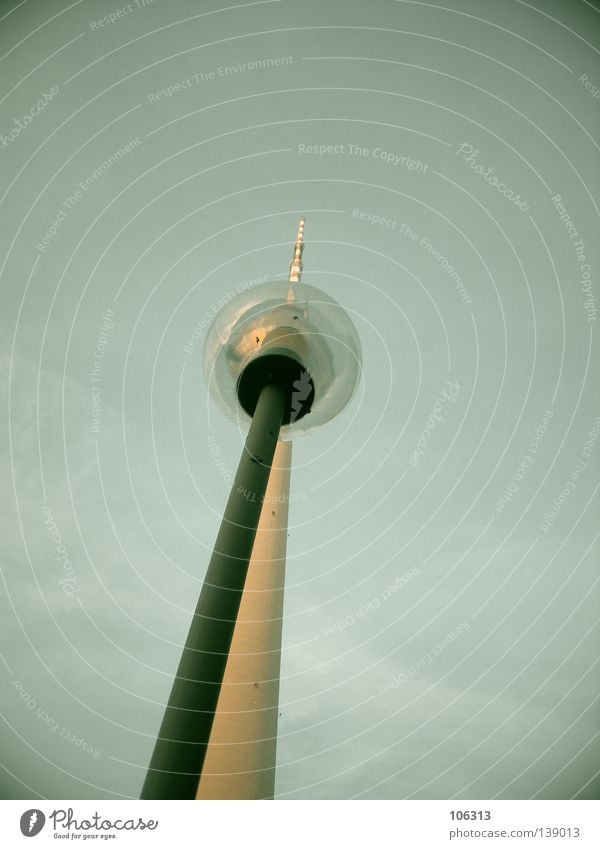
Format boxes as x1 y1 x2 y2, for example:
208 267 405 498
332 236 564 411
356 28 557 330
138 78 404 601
1 0 599 800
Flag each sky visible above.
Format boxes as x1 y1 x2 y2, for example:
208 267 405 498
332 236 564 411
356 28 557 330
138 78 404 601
0 0 599 800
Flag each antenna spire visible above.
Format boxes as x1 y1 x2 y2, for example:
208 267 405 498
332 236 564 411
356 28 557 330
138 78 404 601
288 216 305 285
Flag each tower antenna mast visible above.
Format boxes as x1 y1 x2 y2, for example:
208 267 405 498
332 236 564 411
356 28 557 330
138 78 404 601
288 216 305 299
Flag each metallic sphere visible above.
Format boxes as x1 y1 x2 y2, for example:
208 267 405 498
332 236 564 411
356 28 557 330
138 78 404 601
203 279 362 437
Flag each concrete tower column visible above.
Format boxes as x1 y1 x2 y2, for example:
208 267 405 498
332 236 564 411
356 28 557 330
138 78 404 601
196 439 292 799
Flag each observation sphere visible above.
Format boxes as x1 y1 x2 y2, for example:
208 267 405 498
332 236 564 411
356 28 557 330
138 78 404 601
203 279 362 437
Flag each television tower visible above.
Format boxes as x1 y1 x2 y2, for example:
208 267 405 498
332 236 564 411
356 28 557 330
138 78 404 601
141 219 361 799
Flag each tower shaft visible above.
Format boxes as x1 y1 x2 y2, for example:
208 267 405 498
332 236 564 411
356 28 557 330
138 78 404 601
141 383 287 800
196 440 291 799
